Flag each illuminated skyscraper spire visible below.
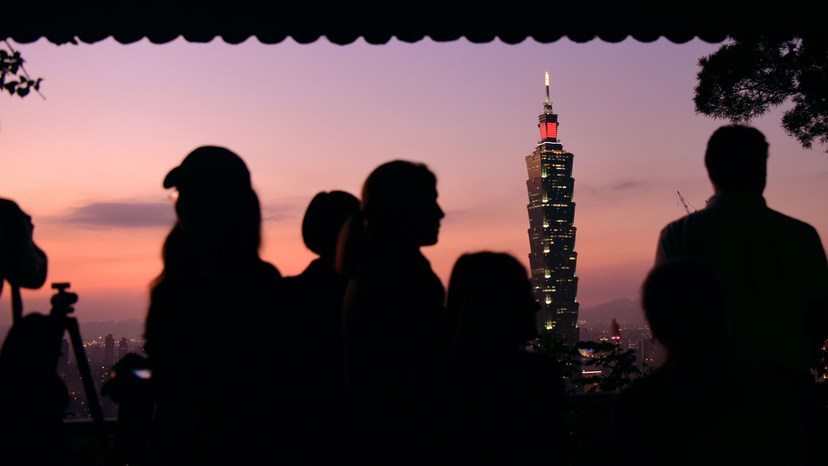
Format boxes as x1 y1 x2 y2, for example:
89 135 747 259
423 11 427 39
524 71 580 345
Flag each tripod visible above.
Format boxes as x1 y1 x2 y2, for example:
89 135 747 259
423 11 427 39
49 282 108 444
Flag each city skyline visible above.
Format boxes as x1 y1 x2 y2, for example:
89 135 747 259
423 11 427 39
1 37 827 326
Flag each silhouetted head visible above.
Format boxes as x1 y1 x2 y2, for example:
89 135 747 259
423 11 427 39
704 124 769 194
302 190 360 258
447 251 539 349
164 145 251 192
162 146 262 262
0 199 48 295
641 258 725 356
361 160 444 247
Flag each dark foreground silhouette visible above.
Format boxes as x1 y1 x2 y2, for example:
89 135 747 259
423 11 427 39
337 160 447 465
441 251 569 465
652 124 828 466
0 198 66 466
281 189 360 465
142 146 283 466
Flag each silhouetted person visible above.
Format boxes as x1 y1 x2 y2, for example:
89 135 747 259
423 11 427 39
143 146 283 466
0 198 47 299
442 251 569 466
281 189 359 465
654 124 828 465
336 160 447 465
613 259 811 465
0 313 69 466
101 351 154 466
612 259 749 465
0 198 67 466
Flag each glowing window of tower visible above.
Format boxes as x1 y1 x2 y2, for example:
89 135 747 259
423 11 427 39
545 294 552 305
541 121 558 140
543 218 549 228
542 193 548 203
541 166 547 178
544 269 551 279
543 244 550 253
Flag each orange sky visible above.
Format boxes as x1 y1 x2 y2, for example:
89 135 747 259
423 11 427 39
1 37 826 328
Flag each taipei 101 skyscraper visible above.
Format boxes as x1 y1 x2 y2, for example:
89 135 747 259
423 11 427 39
525 71 580 346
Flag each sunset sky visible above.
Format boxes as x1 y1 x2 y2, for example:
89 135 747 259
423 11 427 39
1 37 826 327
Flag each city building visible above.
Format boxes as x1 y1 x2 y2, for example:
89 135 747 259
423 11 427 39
610 318 621 343
117 337 129 361
525 71 581 346
104 334 115 369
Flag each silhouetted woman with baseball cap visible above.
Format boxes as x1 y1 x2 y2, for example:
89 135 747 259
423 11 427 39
143 146 283 466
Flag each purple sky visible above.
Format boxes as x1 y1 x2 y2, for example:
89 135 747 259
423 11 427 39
1 37 826 327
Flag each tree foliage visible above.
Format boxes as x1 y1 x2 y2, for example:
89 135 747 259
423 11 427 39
1 42 43 99
694 37 828 153
532 329 643 395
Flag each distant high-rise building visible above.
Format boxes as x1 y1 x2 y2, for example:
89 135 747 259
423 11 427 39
103 334 115 368
118 337 129 361
525 71 580 346
610 318 621 343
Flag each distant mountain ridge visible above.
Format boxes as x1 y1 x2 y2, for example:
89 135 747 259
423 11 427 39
579 298 645 326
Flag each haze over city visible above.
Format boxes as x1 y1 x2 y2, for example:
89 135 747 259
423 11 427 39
1 37 826 328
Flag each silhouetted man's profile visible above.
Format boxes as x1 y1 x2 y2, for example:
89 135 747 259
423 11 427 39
654 124 828 466
144 146 283 466
337 160 447 465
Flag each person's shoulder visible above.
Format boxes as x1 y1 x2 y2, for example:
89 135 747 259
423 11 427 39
255 259 282 280
657 212 695 240
660 206 709 228
766 207 819 233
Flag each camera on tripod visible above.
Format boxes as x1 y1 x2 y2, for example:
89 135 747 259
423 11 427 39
50 282 78 317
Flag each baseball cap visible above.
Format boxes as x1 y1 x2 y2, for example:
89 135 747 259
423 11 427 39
163 146 251 191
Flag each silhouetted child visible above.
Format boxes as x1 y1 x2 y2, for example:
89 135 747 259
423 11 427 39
281 189 359 465
143 146 283 466
336 160 447 465
612 258 806 466
441 251 569 465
